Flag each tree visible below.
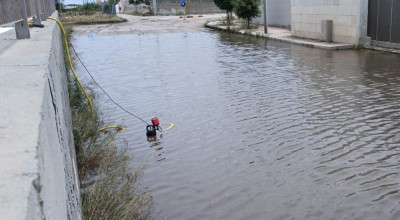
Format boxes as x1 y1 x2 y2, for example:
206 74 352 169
213 0 234 25
233 0 261 28
129 0 150 6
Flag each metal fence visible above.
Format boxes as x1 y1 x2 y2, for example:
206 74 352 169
0 0 56 39
368 0 400 45
100 2 116 14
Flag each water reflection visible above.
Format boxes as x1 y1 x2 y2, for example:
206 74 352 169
148 135 165 162
73 31 400 220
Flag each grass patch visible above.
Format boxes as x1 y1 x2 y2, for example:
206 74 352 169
62 11 126 25
132 11 153 16
82 166 152 220
69 82 153 219
236 21 258 30
60 18 153 219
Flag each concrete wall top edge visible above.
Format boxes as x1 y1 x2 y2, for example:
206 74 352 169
0 12 80 220
0 23 55 220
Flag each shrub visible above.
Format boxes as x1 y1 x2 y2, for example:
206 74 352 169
233 0 261 28
213 0 234 25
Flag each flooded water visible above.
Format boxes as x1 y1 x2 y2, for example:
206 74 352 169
73 30 400 220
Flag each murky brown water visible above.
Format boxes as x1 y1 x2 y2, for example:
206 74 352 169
73 30 400 220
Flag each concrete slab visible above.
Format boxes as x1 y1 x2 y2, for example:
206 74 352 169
0 12 81 220
0 65 46 219
364 44 400 54
206 21 354 50
264 33 354 50
0 20 52 219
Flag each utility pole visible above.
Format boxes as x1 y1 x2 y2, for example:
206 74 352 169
152 0 157 15
263 0 267 33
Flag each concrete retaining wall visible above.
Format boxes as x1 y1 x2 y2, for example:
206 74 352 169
0 12 81 220
291 0 368 45
151 1 223 15
253 0 291 28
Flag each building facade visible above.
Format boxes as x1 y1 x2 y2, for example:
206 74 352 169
291 0 369 46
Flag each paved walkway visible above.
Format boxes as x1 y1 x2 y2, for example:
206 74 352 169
206 21 354 50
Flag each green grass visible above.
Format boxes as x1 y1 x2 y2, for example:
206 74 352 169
62 11 126 25
132 11 153 16
81 166 152 220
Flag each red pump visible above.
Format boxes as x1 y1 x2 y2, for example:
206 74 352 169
152 117 160 126
147 117 162 138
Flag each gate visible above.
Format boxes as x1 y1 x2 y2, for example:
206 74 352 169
368 0 400 48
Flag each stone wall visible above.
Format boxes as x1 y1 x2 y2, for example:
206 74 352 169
291 0 368 45
0 12 81 220
120 0 151 14
151 0 223 15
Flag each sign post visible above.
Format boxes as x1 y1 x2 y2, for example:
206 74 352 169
263 0 267 33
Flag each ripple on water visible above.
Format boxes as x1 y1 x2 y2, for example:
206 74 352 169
73 31 400 220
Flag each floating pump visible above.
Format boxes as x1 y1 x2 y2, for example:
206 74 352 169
146 117 162 137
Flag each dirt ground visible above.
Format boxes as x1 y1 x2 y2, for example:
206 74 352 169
72 13 225 35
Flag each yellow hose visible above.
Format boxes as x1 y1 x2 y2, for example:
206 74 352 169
164 123 174 131
48 17 176 135
98 126 125 132
49 17 125 133
48 17 94 116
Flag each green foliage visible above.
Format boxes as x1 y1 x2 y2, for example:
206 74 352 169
129 0 151 6
213 0 234 24
233 0 261 28
55 2 63 11
213 0 234 11
81 2 99 11
81 166 153 220
63 3 99 14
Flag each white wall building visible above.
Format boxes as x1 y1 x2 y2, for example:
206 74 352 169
291 0 369 46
